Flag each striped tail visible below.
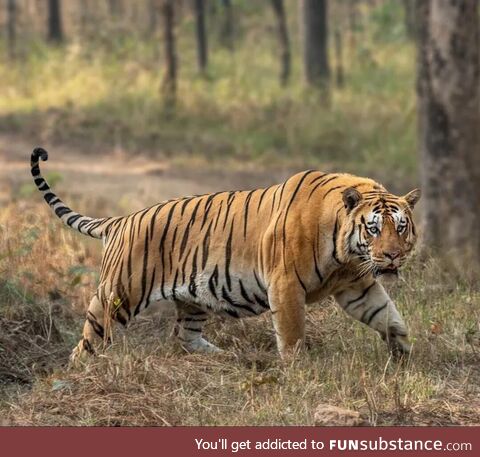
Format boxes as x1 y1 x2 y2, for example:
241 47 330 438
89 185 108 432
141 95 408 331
31 147 109 239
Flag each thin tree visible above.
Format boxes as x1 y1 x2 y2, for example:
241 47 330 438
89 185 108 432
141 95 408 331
220 0 234 52
7 0 16 59
417 0 480 267
333 27 344 88
48 0 63 43
402 0 416 39
194 0 208 74
300 0 330 89
161 0 177 105
107 0 123 18
270 0 291 86
79 0 89 35
148 0 158 36
348 0 357 51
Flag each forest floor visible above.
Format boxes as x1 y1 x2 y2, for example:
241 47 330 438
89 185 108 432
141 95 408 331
0 134 479 426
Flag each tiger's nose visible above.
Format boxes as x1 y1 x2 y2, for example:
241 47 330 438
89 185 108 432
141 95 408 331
383 250 400 260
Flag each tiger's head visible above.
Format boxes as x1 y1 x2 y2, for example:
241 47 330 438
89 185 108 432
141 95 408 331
342 186 421 278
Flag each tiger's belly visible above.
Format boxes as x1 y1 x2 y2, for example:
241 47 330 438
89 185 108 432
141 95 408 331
145 272 270 319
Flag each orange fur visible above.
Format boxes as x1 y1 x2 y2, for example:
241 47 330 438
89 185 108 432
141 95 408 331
30 148 420 361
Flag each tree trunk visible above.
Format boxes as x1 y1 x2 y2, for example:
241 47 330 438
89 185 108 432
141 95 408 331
161 0 177 105
108 0 123 18
220 0 234 52
48 0 63 43
80 0 89 35
270 0 291 86
402 0 416 39
334 28 344 88
417 0 480 267
194 0 208 74
300 0 330 88
7 0 16 59
348 0 357 51
148 0 158 36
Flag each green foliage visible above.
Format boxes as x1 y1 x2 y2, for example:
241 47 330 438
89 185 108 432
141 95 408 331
368 0 408 43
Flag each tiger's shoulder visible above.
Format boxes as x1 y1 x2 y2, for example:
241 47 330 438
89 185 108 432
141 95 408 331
278 170 385 206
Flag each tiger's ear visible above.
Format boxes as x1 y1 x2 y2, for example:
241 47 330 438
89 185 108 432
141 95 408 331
404 188 421 209
342 187 362 214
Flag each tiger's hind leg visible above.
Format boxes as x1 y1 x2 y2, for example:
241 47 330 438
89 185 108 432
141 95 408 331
70 293 110 364
175 302 222 353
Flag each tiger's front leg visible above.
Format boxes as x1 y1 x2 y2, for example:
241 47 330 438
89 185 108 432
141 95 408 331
268 275 306 358
334 280 411 356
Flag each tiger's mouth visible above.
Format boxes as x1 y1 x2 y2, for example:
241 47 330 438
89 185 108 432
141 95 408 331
374 266 398 277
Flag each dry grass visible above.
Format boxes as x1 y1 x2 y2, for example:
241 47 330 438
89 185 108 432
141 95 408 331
1 196 479 426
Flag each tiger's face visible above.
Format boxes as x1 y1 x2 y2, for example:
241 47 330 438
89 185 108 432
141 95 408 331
343 187 421 278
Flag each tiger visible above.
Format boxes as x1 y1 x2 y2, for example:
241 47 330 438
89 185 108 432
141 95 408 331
30 147 420 362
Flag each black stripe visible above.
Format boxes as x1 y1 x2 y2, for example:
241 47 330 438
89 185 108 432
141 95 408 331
256 187 270 212
282 171 316 268
294 265 307 293
179 223 191 260
222 192 236 231
324 185 344 198
239 279 255 304
366 302 388 325
145 266 157 309
201 220 213 270
345 282 376 310
201 193 219 230
55 207 71 218
332 209 341 264
180 197 194 216
171 270 179 300
253 293 269 309
189 247 198 297
221 286 257 315
208 265 219 299
44 192 56 204
183 327 202 332
66 214 82 226
159 201 179 272
148 203 167 240
307 174 340 200
134 225 150 316
225 218 235 291
213 199 224 231
87 314 104 339
253 270 267 295
243 190 255 238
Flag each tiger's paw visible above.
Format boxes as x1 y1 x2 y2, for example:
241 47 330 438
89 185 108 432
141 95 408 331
381 328 412 360
68 339 95 368
181 338 223 354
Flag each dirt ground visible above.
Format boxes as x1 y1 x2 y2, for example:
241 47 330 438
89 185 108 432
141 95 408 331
0 134 301 212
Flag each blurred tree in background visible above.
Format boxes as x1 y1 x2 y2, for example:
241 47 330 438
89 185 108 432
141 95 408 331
300 0 330 89
270 0 290 86
416 0 479 268
47 0 63 43
194 0 208 75
220 0 234 51
160 0 177 107
6 0 15 59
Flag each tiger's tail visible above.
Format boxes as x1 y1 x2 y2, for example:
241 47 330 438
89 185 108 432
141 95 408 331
30 147 110 239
